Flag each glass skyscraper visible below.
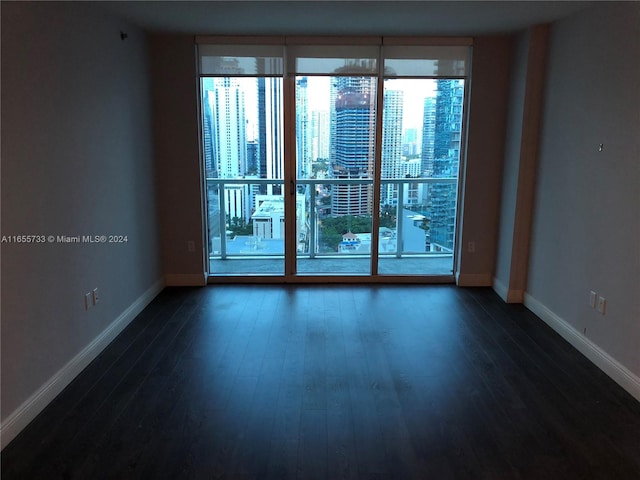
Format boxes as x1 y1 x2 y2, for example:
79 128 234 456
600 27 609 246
428 79 464 251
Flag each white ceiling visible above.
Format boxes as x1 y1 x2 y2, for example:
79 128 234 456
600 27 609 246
99 1 595 36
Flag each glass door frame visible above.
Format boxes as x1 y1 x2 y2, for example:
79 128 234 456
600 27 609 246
198 36 472 283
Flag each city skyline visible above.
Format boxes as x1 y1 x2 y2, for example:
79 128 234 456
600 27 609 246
202 76 439 181
201 72 464 255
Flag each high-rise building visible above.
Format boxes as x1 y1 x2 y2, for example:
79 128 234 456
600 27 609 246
202 79 219 252
202 92 216 178
433 80 464 172
209 76 247 179
257 77 267 181
403 127 419 158
202 61 254 235
429 79 464 251
296 77 311 178
246 140 258 175
317 112 330 160
421 97 436 176
257 77 283 195
381 89 404 206
330 74 376 217
312 110 330 162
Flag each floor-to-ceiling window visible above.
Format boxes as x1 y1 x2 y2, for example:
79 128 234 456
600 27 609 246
199 43 286 275
376 43 468 276
293 45 378 275
198 38 470 281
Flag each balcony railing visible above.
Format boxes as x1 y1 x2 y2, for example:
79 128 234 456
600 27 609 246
205 177 457 276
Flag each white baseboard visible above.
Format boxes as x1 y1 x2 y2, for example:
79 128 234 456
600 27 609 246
524 293 640 403
164 273 207 286
0 278 165 450
456 272 493 287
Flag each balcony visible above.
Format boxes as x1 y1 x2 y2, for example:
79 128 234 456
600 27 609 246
206 178 457 278
210 255 453 276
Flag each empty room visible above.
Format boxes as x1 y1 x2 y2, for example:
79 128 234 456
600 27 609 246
1 1 639 478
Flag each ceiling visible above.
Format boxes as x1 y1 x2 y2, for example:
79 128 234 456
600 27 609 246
99 1 595 36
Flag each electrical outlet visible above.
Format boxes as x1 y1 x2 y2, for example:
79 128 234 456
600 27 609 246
92 288 99 305
84 293 92 311
467 241 475 253
187 240 195 252
596 296 606 315
589 290 597 308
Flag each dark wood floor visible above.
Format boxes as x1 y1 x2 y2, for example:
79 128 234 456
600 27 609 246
3 285 640 479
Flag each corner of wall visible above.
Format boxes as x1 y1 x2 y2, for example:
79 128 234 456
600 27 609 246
151 34 205 281
524 293 640 403
492 276 508 301
457 35 513 285
493 25 549 304
0 278 164 450
525 1 640 402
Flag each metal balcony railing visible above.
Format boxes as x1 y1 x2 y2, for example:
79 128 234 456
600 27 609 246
205 177 457 264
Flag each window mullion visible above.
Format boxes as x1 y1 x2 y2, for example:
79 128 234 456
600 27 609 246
370 45 385 276
283 71 297 277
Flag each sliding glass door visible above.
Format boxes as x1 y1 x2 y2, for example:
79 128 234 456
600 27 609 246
198 38 470 279
293 47 378 275
200 45 286 275
376 77 465 276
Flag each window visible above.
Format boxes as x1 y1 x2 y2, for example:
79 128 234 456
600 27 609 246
197 37 471 279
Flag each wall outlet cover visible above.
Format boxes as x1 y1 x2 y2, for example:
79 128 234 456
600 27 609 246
589 290 597 308
597 296 606 314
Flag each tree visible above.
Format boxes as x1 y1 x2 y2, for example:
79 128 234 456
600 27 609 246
227 216 253 236
318 215 372 251
379 205 396 228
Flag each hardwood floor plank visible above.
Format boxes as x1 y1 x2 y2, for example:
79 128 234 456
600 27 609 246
3 285 640 480
189 374 260 480
343 351 389 478
9 289 202 480
298 410 328 480
327 409 358 480
62 290 207 479
0 290 187 478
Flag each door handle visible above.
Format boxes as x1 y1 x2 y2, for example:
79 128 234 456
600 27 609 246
290 180 295 196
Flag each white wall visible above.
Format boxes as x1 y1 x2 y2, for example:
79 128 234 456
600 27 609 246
1 2 162 446
525 2 640 393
